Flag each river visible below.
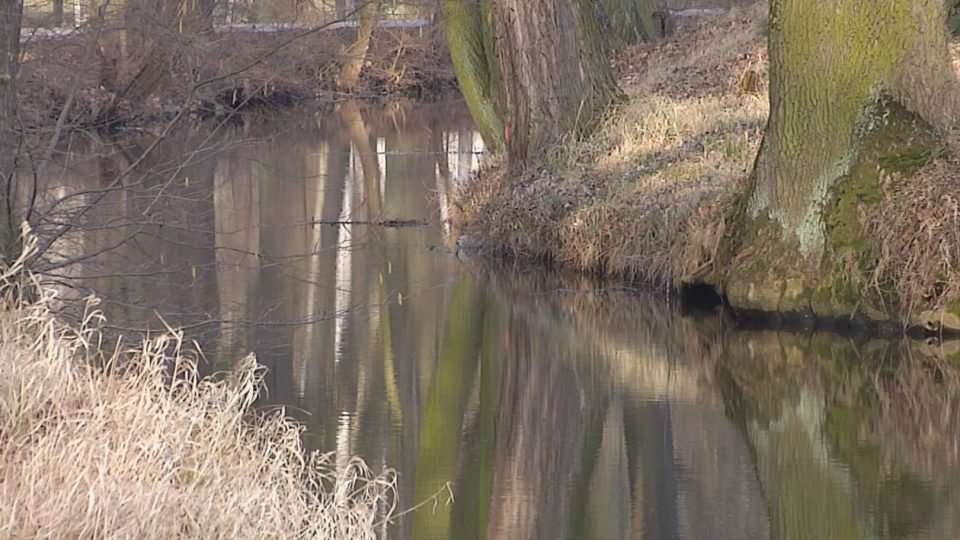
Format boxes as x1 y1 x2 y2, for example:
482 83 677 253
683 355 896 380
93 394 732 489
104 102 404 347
31 101 960 539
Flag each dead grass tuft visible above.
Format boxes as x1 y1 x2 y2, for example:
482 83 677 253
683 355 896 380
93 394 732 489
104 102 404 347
868 155 960 324
0 233 395 539
456 2 768 287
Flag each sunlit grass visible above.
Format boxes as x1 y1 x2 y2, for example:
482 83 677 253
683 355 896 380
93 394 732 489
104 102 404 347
0 232 395 538
457 2 770 286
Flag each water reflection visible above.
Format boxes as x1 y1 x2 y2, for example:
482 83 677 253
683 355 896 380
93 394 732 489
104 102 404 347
32 102 960 539
719 332 960 539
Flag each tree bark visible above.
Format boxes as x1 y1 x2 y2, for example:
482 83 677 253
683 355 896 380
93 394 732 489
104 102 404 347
441 0 503 152
444 0 625 164
0 0 22 261
336 0 379 91
718 0 960 321
493 0 620 163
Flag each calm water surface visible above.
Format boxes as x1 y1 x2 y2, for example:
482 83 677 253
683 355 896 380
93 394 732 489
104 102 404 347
37 101 960 539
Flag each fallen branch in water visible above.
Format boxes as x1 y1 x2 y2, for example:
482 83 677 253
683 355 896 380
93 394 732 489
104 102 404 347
310 218 430 227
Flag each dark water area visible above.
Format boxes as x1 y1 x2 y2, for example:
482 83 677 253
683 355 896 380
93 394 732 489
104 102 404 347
35 101 960 539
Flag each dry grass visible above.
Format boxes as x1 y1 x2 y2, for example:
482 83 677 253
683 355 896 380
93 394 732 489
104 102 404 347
0 234 395 539
18 22 454 129
458 7 960 321
867 154 960 325
859 40 960 325
456 3 770 287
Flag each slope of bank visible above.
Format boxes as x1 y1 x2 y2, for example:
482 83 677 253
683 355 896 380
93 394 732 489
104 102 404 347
458 4 769 287
0 241 394 538
456 4 960 331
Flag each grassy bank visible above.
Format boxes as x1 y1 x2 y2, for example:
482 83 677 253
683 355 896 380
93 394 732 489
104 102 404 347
0 237 394 538
457 3 960 327
457 4 769 287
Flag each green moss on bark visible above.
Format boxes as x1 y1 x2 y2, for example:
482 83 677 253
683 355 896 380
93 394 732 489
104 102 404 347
813 99 938 321
724 98 943 323
748 0 914 256
718 0 958 326
442 0 504 152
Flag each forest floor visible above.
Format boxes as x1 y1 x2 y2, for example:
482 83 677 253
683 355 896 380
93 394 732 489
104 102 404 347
456 5 960 325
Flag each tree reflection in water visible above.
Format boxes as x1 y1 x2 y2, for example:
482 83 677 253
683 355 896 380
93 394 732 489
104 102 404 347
34 101 960 540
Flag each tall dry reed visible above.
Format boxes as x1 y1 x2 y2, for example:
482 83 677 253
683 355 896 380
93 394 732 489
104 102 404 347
0 232 395 539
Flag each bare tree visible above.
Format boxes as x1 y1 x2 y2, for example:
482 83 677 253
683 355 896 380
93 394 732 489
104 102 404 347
337 0 380 90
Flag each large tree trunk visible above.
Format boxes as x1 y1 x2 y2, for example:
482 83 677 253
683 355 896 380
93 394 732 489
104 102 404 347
0 0 22 262
493 0 619 163
717 0 960 324
445 0 637 164
442 0 503 152
336 0 379 91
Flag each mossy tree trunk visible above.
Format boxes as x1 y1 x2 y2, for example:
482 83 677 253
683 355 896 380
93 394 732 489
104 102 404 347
441 0 503 152
0 0 22 263
337 0 379 91
718 0 960 322
444 0 630 164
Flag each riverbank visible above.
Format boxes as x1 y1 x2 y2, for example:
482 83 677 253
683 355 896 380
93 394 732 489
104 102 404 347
458 3 768 286
456 3 960 331
18 20 455 131
0 241 394 537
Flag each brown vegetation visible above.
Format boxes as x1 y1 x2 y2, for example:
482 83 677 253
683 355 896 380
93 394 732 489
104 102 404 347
17 20 455 130
456 3 769 287
457 2 960 328
867 154 960 329
0 236 395 538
